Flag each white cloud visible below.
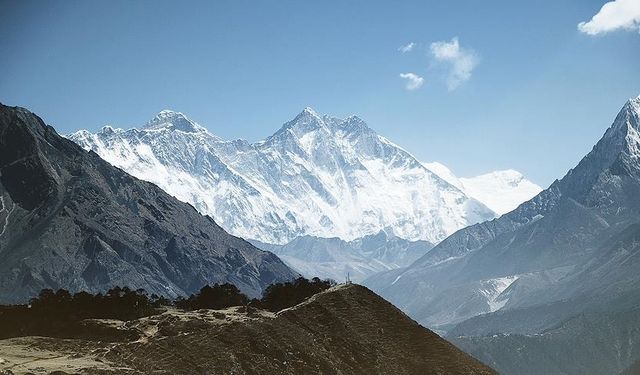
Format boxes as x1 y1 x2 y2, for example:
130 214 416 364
429 37 479 91
398 42 416 53
399 73 424 90
578 0 640 35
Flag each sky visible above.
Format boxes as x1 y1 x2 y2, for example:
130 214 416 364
1 0 639 187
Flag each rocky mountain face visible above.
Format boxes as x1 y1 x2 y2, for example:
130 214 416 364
0 104 297 303
0 284 496 375
69 107 499 246
251 231 433 282
364 96 640 373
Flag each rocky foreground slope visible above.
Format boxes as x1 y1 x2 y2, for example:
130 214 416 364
0 284 495 375
0 104 297 302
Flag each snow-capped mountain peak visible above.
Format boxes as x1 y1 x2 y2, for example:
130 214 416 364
100 125 121 134
144 109 206 133
270 107 328 141
604 96 640 138
275 108 376 141
292 106 324 127
302 106 320 116
621 96 640 134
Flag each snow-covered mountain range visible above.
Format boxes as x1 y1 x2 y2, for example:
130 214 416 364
69 108 539 248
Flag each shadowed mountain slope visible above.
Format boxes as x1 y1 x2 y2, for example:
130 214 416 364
0 104 297 302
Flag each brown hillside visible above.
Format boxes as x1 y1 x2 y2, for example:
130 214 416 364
0 284 495 374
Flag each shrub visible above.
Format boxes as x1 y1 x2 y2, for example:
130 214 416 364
176 283 248 310
257 277 335 312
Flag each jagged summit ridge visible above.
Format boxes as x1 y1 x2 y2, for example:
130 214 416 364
614 96 640 155
270 107 374 143
595 96 640 152
269 107 327 141
143 109 208 134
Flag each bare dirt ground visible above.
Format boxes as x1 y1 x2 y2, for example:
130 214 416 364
0 337 118 374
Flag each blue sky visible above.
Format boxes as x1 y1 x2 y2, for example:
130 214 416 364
1 0 639 186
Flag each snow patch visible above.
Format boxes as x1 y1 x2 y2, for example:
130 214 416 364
480 276 519 312
0 196 15 237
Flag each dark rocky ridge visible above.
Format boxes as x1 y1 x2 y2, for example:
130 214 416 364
0 104 297 302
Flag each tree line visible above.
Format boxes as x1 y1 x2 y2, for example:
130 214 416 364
176 276 335 312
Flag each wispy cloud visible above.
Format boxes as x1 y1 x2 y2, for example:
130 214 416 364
399 73 424 90
578 0 640 35
398 42 416 53
429 37 478 91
